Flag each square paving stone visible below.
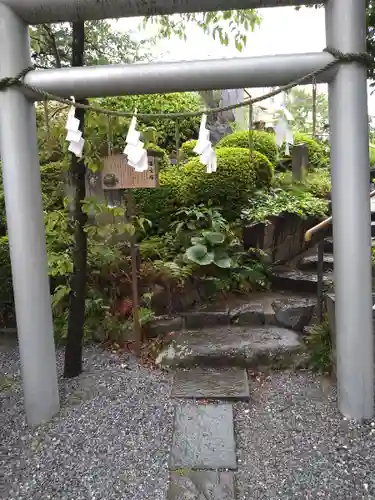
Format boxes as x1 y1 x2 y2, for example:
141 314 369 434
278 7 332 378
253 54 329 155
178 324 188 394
170 403 236 470
171 368 250 400
168 470 235 500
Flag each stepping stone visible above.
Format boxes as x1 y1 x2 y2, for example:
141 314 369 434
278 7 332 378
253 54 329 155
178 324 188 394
156 325 304 369
168 470 235 500
170 403 236 470
171 368 249 400
271 269 334 294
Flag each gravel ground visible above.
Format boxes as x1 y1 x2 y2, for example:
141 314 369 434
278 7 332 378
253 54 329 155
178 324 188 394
1 341 174 500
235 371 375 500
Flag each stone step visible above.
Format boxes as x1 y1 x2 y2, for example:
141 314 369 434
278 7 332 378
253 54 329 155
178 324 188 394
168 470 235 500
324 238 333 253
169 403 236 470
146 292 316 338
298 253 334 272
271 269 334 294
171 368 250 400
156 325 305 369
324 236 375 254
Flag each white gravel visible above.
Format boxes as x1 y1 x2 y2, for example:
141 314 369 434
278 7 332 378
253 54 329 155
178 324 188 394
235 371 375 500
1 341 174 500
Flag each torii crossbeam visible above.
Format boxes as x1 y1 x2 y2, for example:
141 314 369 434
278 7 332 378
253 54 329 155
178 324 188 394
0 0 372 425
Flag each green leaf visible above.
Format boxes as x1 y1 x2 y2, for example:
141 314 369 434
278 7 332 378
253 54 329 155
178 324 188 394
202 231 225 244
185 244 214 265
191 236 206 245
215 256 233 269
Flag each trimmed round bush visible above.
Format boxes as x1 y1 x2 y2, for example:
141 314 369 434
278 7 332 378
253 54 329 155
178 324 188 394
160 147 273 220
216 130 278 165
132 184 180 233
98 93 203 152
180 140 197 161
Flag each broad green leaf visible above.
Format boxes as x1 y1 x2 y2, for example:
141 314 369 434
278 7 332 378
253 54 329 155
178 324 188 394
202 231 225 244
191 236 206 245
215 256 233 269
185 244 214 265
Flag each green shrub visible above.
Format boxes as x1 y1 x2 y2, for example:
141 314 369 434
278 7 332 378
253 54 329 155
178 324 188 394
280 133 330 169
273 169 331 199
304 316 333 373
40 161 66 211
370 146 375 167
180 140 198 161
96 93 203 152
216 130 278 165
241 188 329 225
132 184 181 233
161 147 273 220
0 236 13 323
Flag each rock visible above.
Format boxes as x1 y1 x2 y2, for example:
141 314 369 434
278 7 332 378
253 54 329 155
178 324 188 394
144 316 183 338
182 311 230 329
272 299 316 332
156 325 304 369
271 269 334 294
230 302 265 326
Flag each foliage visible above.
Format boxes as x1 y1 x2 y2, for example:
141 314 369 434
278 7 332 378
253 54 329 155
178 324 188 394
273 169 331 199
96 94 203 152
132 184 180 233
160 147 273 221
171 204 269 292
285 87 329 136
304 317 333 373
139 234 177 261
279 133 330 170
370 146 375 167
185 231 235 268
241 188 329 225
48 199 140 342
40 161 66 211
0 236 13 324
216 130 279 165
30 20 150 68
144 10 261 52
368 0 375 83
180 140 198 161
171 204 229 235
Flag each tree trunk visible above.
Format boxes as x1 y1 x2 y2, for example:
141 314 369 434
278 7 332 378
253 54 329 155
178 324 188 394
64 21 87 378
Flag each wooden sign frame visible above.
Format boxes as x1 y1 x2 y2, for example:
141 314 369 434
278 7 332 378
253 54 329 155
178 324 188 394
101 153 159 190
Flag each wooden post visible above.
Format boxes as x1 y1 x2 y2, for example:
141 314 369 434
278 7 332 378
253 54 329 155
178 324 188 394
125 190 142 356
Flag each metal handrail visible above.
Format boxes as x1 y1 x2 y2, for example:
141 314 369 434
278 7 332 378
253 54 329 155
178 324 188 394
305 189 375 321
304 189 375 242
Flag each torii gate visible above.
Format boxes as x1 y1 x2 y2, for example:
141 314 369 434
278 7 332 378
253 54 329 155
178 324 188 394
0 0 372 425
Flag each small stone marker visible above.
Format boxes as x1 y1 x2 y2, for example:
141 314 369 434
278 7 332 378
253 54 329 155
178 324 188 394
171 368 249 400
170 404 236 470
168 470 235 500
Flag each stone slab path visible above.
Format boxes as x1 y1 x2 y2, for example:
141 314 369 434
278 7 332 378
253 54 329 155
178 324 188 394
167 368 249 499
171 368 250 400
170 403 236 470
168 470 235 500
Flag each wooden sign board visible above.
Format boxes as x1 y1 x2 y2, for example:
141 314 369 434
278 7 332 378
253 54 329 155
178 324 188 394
101 154 159 190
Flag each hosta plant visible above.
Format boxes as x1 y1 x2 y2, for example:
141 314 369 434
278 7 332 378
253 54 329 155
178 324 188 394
184 230 234 269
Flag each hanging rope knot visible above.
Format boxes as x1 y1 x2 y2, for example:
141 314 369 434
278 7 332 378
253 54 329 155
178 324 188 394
0 66 34 92
324 47 374 68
